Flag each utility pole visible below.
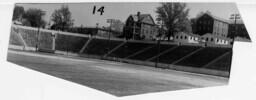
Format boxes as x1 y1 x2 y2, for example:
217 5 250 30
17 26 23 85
155 18 163 68
229 13 240 42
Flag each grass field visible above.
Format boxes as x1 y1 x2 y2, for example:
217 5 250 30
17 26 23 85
7 50 228 97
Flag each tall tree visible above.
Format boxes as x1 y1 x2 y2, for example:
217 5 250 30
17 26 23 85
109 20 124 32
156 3 191 40
22 8 46 27
12 5 25 21
51 5 74 31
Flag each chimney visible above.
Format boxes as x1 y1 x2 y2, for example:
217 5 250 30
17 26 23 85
137 12 140 17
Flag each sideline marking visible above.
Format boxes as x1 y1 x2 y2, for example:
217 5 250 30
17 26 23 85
8 50 95 63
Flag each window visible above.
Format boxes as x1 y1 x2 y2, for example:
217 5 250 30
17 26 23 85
180 36 183 39
176 36 179 39
206 37 209 41
211 38 214 42
185 36 187 39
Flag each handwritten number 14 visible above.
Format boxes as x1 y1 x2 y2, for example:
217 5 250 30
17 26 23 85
93 6 104 15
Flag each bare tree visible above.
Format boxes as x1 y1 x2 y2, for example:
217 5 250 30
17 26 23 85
156 3 192 40
22 8 46 27
51 5 74 31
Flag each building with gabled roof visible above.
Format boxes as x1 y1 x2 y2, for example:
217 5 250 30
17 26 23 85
174 32 201 44
201 33 232 45
123 12 158 40
195 12 229 38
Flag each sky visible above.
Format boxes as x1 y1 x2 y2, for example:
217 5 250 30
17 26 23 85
17 2 240 27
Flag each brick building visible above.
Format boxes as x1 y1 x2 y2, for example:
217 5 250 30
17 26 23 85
123 12 158 40
195 13 229 37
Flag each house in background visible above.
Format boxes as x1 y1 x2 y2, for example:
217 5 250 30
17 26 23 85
195 12 229 38
123 12 158 40
201 33 232 45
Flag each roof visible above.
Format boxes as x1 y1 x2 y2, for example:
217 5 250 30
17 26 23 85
130 14 155 25
175 32 201 37
198 12 230 23
202 33 232 41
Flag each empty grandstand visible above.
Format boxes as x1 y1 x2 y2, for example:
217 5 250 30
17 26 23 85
176 47 232 68
107 41 153 58
82 38 124 56
127 44 176 61
150 45 201 64
8 24 233 77
55 34 89 53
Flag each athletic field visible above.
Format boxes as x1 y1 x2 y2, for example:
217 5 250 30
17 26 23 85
7 50 228 96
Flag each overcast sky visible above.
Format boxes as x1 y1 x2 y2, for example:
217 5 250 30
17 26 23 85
17 2 239 27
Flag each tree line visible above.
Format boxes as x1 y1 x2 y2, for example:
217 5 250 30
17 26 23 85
13 5 74 31
13 3 201 40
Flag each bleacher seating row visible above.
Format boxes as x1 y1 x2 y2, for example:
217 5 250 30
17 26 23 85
108 41 153 58
83 38 123 56
128 44 174 60
55 34 89 53
79 38 232 72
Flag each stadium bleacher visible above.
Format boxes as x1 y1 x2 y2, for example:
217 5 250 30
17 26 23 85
38 31 53 50
128 44 176 61
108 41 152 58
19 28 38 47
175 47 232 68
83 38 124 56
150 45 201 64
9 28 24 46
55 34 89 53
9 25 233 76
204 51 232 71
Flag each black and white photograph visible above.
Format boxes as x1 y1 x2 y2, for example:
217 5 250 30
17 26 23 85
1 1 255 99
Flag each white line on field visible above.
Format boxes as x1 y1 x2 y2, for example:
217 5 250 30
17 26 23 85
8 50 96 63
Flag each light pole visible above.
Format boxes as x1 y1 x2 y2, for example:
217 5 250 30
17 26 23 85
36 10 46 52
133 22 136 40
229 13 240 41
155 18 163 68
